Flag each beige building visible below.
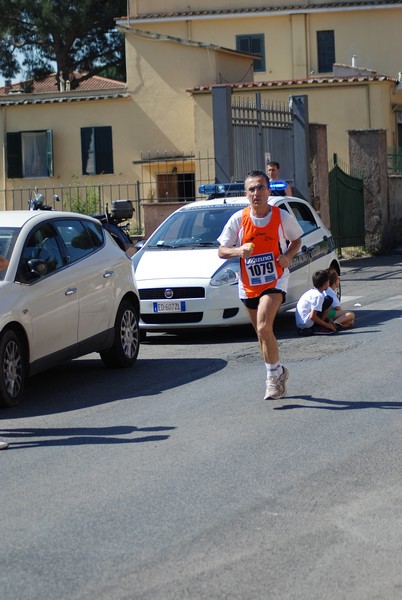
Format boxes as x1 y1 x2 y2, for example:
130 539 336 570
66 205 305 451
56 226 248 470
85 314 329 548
0 41 253 221
127 0 402 82
1 0 402 232
121 0 402 160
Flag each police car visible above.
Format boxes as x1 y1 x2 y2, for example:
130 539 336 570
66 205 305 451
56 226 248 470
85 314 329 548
133 183 340 334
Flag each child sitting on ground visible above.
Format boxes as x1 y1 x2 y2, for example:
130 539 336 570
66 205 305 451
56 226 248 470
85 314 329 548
324 269 355 329
295 270 337 335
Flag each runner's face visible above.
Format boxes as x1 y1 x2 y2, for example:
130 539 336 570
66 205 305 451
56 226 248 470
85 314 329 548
245 176 269 212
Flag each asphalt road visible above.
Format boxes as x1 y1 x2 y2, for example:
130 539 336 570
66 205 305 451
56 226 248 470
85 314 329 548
1 254 402 600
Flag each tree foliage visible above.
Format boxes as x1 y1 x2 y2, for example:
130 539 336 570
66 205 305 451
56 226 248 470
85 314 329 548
0 0 127 85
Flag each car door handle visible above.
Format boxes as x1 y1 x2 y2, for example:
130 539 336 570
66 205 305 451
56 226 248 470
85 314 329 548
103 271 114 278
65 287 77 296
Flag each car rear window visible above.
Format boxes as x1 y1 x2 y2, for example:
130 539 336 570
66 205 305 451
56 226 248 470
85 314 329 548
54 219 101 263
0 227 19 280
288 201 318 235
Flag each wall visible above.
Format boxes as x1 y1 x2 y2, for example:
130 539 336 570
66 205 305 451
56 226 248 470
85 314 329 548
124 29 253 157
142 201 183 238
309 123 330 228
123 7 402 164
388 176 402 247
349 129 389 253
127 5 402 82
0 95 141 193
192 79 401 166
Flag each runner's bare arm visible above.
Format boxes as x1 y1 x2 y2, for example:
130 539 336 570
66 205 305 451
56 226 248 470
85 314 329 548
218 244 254 260
277 237 301 268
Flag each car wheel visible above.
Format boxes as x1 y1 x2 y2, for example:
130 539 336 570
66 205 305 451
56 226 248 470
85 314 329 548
100 300 140 368
0 330 26 407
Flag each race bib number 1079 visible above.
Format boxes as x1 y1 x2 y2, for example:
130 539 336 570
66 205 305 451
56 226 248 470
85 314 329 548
245 252 278 286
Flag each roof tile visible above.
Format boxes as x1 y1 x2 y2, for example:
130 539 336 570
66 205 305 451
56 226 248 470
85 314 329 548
0 73 126 97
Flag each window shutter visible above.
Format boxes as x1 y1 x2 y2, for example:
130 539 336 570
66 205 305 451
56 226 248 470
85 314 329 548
250 36 265 71
237 36 250 54
94 126 114 175
81 127 93 175
317 30 335 72
6 132 23 178
46 129 54 177
236 34 265 72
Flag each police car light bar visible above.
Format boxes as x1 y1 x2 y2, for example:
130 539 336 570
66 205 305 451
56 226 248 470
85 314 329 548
199 180 287 195
269 180 287 190
198 182 245 195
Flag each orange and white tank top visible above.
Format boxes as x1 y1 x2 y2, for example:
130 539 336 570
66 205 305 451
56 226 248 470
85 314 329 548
240 205 284 298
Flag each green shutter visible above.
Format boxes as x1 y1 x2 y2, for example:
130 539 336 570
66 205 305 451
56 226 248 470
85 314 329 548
6 132 23 178
81 127 93 175
94 126 114 175
46 129 54 176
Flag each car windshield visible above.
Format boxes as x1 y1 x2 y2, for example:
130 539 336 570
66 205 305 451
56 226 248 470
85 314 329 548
146 206 241 248
0 227 20 281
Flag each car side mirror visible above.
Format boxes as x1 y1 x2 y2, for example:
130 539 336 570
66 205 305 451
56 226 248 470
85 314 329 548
27 259 48 277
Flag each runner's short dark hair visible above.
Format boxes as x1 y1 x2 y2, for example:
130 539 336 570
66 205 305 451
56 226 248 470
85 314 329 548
245 170 269 186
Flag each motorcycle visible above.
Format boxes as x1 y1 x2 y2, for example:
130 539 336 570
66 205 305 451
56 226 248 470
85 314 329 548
28 187 60 211
91 200 135 256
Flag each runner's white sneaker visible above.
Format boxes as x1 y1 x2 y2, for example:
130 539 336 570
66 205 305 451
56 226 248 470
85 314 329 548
264 376 282 400
0 438 9 450
277 366 289 398
264 366 289 400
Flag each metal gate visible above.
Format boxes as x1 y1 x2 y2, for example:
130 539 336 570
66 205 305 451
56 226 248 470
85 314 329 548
211 88 311 201
232 95 294 184
329 159 364 254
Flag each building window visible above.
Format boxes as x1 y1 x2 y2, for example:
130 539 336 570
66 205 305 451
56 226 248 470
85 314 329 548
157 173 195 202
397 113 402 149
236 34 265 72
6 130 53 178
317 30 335 73
81 126 114 175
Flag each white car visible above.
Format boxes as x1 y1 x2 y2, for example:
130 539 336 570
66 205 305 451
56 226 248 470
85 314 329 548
133 191 341 335
0 210 141 407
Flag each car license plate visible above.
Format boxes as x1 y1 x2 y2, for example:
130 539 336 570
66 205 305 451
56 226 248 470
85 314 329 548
153 301 186 313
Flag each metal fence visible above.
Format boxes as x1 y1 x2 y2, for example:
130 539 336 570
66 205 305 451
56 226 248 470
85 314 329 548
133 150 216 205
1 152 217 235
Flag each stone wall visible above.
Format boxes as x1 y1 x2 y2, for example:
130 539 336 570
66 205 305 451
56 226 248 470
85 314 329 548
388 175 402 247
309 123 330 228
349 129 389 253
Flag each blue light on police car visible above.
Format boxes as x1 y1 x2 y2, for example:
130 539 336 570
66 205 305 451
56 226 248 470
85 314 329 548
198 180 287 195
269 180 287 190
198 182 245 195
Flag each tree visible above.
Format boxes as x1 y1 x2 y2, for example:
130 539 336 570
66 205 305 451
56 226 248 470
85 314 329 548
0 0 127 86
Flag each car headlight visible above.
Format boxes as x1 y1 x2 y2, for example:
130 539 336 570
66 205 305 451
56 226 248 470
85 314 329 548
210 259 240 287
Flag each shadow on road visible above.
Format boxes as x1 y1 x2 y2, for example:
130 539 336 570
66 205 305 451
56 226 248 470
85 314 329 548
141 324 256 345
340 254 402 281
3 355 227 419
274 395 402 411
0 425 176 449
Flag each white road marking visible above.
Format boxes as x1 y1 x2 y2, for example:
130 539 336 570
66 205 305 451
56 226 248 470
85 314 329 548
355 296 402 311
